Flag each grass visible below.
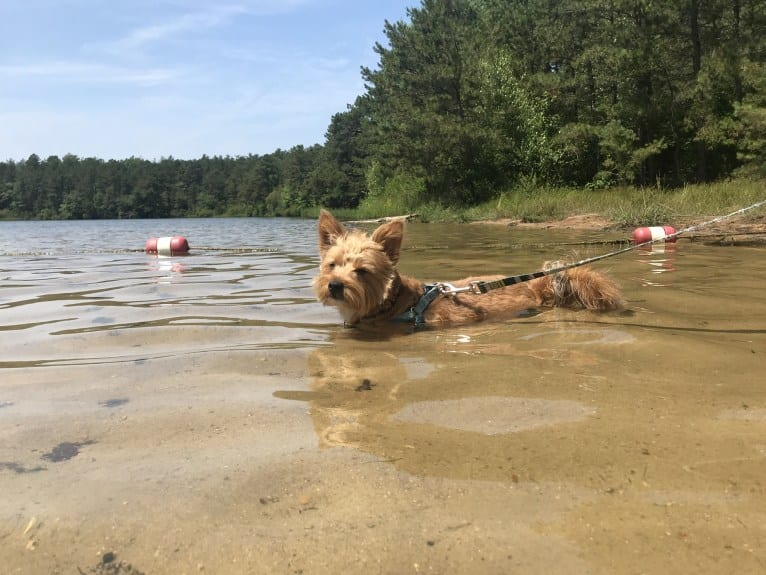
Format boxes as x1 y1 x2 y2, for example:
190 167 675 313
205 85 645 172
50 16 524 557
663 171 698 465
475 180 765 227
316 179 765 227
408 180 766 228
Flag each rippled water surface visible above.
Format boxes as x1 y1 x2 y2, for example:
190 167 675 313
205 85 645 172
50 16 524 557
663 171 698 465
0 218 328 368
1 217 765 574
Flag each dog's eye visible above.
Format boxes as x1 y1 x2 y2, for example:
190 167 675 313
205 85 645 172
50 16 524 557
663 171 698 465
355 268 367 277
327 262 336 270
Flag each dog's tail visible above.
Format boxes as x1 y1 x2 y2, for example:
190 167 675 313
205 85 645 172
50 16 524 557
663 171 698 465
541 261 624 311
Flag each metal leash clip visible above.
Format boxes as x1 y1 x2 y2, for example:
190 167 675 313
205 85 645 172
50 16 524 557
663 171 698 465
435 282 482 296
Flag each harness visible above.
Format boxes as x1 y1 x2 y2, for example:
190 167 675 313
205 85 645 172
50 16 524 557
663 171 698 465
394 284 443 326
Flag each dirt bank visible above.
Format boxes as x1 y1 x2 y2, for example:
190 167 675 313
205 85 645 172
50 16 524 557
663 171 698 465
477 213 766 245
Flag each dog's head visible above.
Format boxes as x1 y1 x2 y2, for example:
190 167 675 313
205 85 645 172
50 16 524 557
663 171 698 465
313 210 404 324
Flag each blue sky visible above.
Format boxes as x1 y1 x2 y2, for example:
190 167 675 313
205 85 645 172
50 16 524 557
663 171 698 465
0 0 414 162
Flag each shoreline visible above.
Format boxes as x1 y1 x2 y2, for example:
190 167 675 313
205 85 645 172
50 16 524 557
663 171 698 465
346 209 766 242
473 212 766 245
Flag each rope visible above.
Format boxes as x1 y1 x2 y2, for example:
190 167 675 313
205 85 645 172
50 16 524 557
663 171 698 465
468 198 766 295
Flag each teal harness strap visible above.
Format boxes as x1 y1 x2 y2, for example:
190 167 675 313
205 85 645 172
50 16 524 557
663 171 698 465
394 284 442 326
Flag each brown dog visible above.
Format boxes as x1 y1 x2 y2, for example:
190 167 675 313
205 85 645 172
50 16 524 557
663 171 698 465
313 210 624 326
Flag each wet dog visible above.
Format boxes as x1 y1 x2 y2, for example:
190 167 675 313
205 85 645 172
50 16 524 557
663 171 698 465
313 210 624 326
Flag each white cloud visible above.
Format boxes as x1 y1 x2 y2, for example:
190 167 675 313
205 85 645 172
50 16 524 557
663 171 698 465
110 4 249 52
0 62 181 87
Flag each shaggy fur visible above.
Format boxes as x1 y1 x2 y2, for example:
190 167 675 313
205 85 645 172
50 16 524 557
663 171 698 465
313 210 624 326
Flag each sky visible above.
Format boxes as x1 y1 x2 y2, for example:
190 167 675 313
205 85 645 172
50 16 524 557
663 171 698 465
0 0 415 162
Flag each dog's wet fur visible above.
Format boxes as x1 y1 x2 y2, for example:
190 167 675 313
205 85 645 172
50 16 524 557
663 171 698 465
313 210 624 326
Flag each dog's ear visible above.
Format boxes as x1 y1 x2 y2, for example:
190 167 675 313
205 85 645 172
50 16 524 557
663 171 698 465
371 219 404 264
318 210 346 254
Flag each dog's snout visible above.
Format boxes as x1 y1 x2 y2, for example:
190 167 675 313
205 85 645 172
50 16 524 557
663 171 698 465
328 280 344 299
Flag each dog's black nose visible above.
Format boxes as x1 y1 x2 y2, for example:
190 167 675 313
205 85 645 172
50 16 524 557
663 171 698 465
328 280 344 300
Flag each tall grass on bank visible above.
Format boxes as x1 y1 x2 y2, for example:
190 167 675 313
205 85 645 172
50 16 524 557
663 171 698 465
313 179 765 226
467 180 766 227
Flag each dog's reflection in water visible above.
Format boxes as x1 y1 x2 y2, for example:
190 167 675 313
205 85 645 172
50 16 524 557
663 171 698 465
304 334 413 450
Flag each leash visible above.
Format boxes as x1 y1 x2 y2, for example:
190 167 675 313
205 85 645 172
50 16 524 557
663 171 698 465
432 198 766 297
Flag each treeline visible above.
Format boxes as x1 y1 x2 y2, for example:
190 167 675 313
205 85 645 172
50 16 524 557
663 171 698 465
2 0 765 220
0 148 353 219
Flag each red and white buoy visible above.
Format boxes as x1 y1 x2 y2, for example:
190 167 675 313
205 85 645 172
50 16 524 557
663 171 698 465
145 236 190 256
631 226 677 245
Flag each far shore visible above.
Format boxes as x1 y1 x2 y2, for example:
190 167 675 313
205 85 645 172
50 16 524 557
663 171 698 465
353 211 766 245
479 212 766 245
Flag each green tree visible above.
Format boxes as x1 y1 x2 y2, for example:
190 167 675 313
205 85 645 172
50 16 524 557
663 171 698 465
363 0 497 205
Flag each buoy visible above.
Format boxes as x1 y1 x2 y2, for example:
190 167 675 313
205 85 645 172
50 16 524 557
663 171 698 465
631 226 677 244
145 236 190 256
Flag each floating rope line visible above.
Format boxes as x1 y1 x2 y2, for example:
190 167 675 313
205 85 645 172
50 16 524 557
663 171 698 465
187 246 280 253
440 198 766 296
1 247 282 257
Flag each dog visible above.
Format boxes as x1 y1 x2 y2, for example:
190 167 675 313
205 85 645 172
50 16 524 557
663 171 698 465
313 210 624 326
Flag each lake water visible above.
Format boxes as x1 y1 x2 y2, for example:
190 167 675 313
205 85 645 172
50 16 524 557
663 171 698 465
1 217 765 574
0 217 331 369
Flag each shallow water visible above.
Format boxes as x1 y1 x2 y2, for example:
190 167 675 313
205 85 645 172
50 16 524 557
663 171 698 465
1 218 764 574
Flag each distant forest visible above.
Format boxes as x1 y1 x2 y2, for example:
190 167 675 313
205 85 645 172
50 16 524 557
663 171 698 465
2 0 765 220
